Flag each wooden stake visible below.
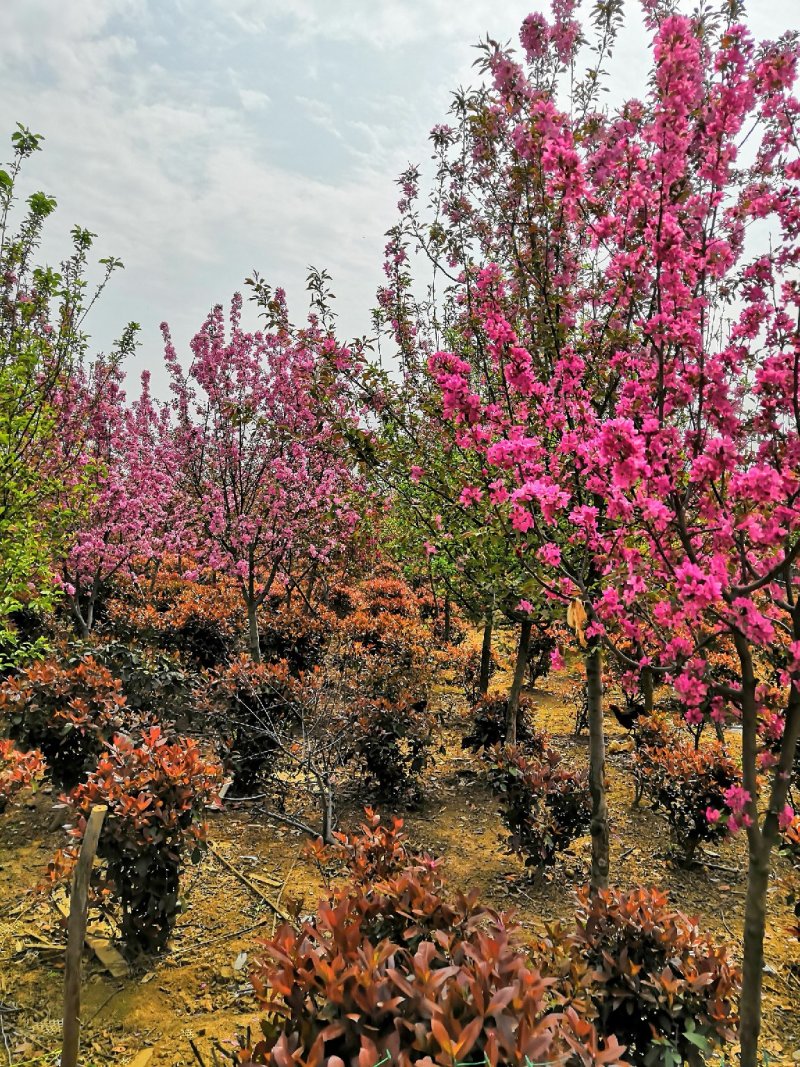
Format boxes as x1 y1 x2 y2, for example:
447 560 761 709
61 804 107 1067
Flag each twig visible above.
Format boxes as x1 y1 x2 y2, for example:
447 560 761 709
168 915 275 958
719 911 735 940
208 844 291 922
189 1039 208 1067
84 984 123 1026
702 860 740 876
271 855 300 936
0 1008 11 1067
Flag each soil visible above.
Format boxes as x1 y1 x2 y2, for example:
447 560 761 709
1 652 798 1066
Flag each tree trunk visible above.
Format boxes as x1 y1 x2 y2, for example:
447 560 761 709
506 619 532 746
586 642 610 891
479 612 494 696
739 841 771 1067
737 646 800 1067
319 778 335 845
443 593 451 643
247 599 261 664
71 599 90 640
641 665 653 716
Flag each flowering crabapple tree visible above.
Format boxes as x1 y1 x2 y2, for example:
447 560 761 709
410 3 799 1062
352 339 552 716
580 18 800 1065
379 1 647 889
54 365 183 637
163 290 359 663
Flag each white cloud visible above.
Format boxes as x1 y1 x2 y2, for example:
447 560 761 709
0 0 793 397
238 88 271 111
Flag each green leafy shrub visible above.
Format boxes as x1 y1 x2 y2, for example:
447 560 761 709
89 639 197 726
57 726 221 954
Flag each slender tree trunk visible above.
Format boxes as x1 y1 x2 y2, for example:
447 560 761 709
506 619 532 746
479 611 494 696
71 599 90 640
739 839 771 1067
586 641 609 890
738 646 800 1067
641 665 653 716
443 593 451 643
319 777 335 845
247 599 261 664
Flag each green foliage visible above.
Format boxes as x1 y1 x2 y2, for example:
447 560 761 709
0 123 137 659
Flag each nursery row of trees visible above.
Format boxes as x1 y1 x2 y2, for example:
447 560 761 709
1 1 800 1064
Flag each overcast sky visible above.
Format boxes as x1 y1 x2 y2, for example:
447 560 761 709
1 0 794 395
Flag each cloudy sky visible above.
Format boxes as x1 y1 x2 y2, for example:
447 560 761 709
1 0 794 394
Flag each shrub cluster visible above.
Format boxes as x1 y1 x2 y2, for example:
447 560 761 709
350 696 432 803
634 737 741 863
546 886 740 1066
56 726 222 953
462 693 545 754
89 639 197 727
0 654 127 789
489 744 591 871
455 641 499 704
200 656 300 794
106 561 245 668
241 814 623 1067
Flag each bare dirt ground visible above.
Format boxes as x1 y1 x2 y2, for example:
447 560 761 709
1 661 798 1066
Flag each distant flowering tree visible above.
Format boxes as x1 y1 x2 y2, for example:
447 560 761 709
163 291 359 662
54 365 183 637
408 3 799 1062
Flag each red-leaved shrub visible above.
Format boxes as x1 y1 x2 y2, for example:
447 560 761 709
0 655 127 789
462 693 545 754
634 740 741 863
546 886 739 1066
0 739 45 814
56 726 222 953
242 813 625 1067
489 744 591 871
351 696 433 802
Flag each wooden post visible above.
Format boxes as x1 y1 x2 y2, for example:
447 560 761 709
61 804 107 1067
